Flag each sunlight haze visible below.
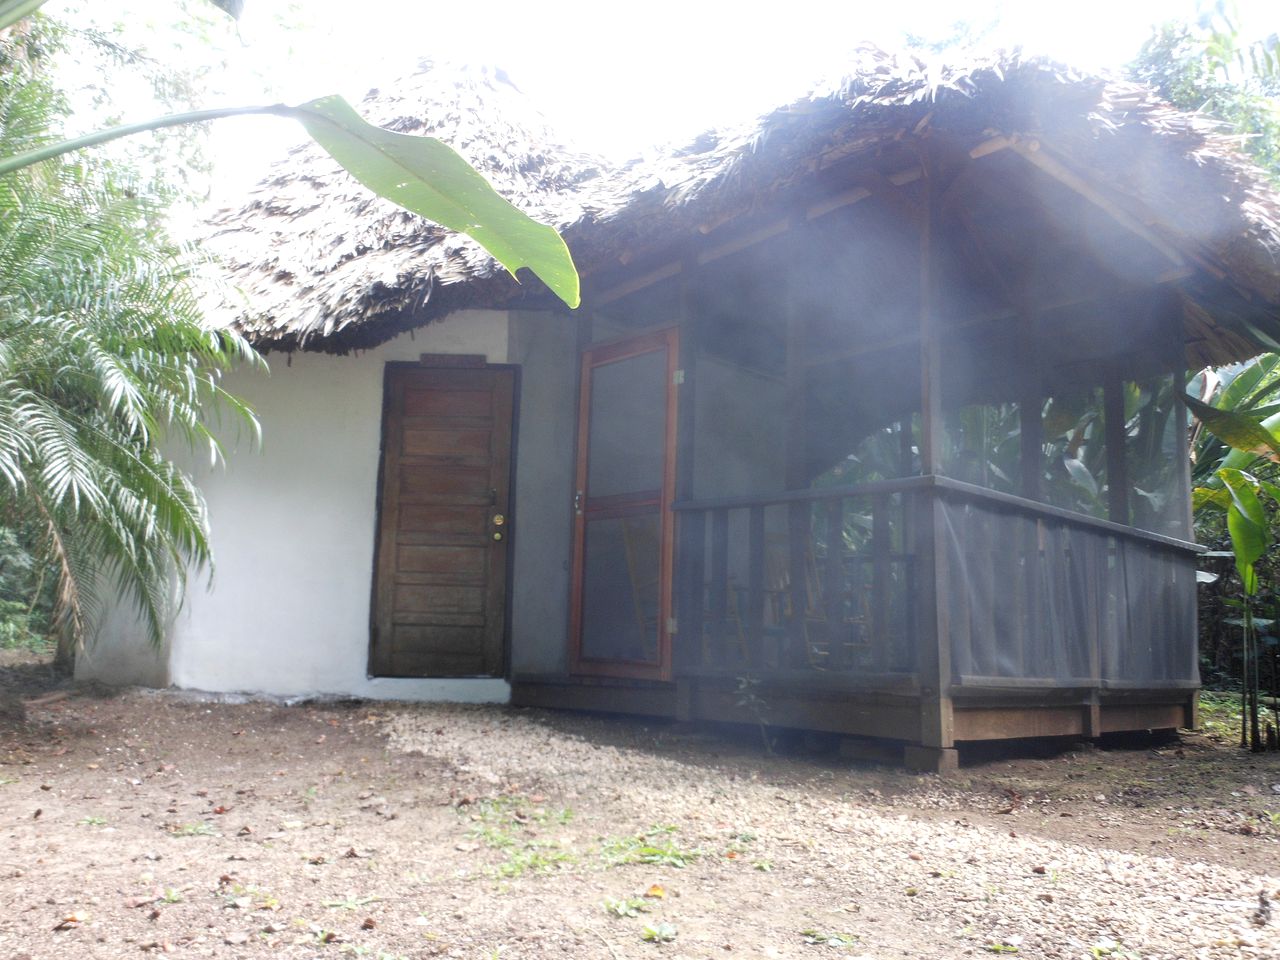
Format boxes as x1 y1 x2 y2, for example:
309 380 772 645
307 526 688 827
48 0 1273 202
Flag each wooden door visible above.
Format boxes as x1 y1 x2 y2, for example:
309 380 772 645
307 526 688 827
570 329 678 681
370 364 514 678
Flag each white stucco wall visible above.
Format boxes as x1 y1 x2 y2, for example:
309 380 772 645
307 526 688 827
79 310 514 702
507 311 578 676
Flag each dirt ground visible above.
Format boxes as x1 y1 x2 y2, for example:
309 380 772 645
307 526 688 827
1 650 1277 960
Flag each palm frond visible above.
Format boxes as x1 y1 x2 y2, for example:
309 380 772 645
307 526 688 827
0 34 261 653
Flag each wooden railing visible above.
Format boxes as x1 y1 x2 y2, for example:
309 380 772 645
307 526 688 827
932 477 1200 690
672 475 1201 691
672 477 926 683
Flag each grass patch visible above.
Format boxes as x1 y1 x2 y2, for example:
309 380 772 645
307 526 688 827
802 929 860 947
455 793 579 879
323 894 380 910
495 840 576 878
168 821 217 837
599 826 700 868
1198 691 1245 739
601 895 651 918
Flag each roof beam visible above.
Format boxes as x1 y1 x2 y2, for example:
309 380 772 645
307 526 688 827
594 261 683 306
591 163 926 306
1010 140 1187 268
801 265 1192 370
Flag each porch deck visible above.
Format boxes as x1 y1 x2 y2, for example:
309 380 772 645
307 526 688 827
516 476 1199 770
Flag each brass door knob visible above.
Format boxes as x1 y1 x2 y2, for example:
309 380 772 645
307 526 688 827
493 514 506 526
492 532 504 542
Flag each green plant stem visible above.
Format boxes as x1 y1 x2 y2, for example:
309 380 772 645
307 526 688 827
0 105 297 176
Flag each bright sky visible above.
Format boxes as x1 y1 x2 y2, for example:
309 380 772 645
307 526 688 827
47 0 1277 204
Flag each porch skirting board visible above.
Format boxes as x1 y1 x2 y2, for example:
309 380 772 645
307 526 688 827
510 675 1197 771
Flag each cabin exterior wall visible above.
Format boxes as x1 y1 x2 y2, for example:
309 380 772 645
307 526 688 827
692 356 786 501
77 310 516 702
507 310 578 676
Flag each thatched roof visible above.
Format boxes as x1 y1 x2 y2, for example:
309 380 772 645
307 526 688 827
206 61 606 348
208 49 1280 366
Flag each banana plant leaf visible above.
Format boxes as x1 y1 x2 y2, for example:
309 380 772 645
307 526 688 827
1220 467 1270 595
1192 486 1232 511
1185 393 1280 463
294 96 578 309
0 0 43 28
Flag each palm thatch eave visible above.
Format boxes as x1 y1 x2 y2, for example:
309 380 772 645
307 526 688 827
207 50 1280 367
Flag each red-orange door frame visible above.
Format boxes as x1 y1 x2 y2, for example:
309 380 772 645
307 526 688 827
568 327 679 681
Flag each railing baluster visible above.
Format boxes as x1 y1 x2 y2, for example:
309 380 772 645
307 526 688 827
823 498 845 670
676 510 706 671
708 508 729 666
746 505 766 668
787 501 809 669
871 492 889 673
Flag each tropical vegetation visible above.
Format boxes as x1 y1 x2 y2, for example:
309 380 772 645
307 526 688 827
0 28 259 669
1130 5 1280 751
0 0 580 311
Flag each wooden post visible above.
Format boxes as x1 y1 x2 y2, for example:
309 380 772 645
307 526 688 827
1104 362 1129 525
1168 301 1197 722
563 308 594 675
913 150 957 772
1170 363 1194 542
1015 251 1043 679
785 253 810 670
1079 525 1103 737
1017 316 1043 500
673 269 701 671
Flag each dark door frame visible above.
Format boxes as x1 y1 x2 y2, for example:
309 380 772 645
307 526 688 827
367 359 520 679
568 327 679 681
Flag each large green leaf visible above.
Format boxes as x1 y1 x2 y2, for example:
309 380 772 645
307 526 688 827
0 99 582 310
1219 467 1269 595
0 0 44 30
1185 393 1280 462
1218 355 1280 413
1219 467 1268 529
1061 456 1098 498
207 0 243 18
1226 502 1262 595
292 95 580 310
1192 485 1231 512
1 0 240 29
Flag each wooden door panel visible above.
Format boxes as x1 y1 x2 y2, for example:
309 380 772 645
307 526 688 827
399 466 492 503
402 385 493 418
396 503 488 539
370 364 513 679
386 629 489 676
394 543 487 576
392 583 487 615
402 427 492 460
